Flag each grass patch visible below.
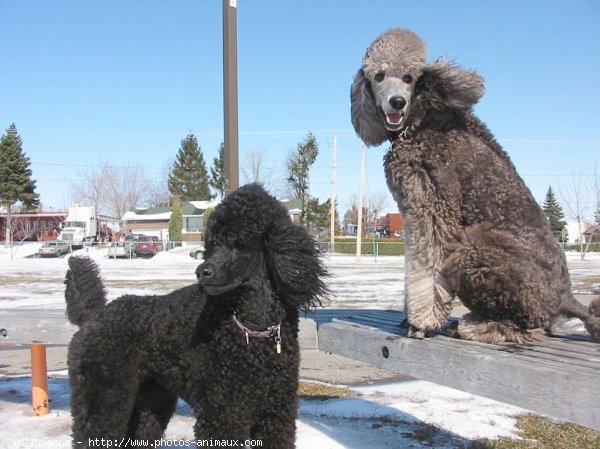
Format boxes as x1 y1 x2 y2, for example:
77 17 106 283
580 275 600 288
471 414 600 449
298 381 354 400
407 422 445 444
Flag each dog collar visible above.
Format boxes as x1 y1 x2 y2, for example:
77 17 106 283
231 313 282 354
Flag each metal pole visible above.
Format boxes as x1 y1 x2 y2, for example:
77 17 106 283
223 0 239 192
31 342 49 416
329 132 337 253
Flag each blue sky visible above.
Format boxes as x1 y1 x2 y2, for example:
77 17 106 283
1 0 599 218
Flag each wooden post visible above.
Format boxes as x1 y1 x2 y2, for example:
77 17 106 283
223 0 239 192
329 132 337 253
30 342 49 416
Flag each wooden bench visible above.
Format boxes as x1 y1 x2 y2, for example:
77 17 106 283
305 309 600 432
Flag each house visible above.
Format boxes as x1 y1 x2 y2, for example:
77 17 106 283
122 195 304 244
565 221 595 244
281 198 302 223
0 209 67 242
382 212 405 237
583 224 600 243
373 212 405 238
122 200 220 244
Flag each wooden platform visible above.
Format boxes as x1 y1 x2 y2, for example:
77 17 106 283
304 309 600 431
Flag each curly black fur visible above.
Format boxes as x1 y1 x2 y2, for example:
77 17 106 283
351 28 599 343
66 183 327 448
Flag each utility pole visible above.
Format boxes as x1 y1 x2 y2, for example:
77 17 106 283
329 132 337 253
223 0 239 192
356 143 366 261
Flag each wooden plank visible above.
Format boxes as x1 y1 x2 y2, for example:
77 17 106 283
312 309 600 431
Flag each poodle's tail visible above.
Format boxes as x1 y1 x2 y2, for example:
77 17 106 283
65 256 107 327
585 298 600 342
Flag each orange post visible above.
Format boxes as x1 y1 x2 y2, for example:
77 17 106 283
30 342 49 416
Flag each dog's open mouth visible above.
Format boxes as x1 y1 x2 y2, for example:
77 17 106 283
381 110 404 130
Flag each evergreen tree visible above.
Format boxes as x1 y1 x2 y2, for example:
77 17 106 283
542 186 568 242
306 198 340 233
202 207 215 236
0 124 40 247
168 200 183 245
286 132 319 224
168 133 214 201
209 142 229 199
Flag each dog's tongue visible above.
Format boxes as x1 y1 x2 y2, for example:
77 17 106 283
386 112 402 124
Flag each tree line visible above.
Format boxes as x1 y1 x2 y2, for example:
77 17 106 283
0 124 340 245
6 121 597 248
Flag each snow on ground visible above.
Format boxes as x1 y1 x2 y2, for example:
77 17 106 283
1 244 598 447
0 373 527 449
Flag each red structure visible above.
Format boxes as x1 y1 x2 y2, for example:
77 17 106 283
380 212 405 237
0 210 67 242
387 213 405 234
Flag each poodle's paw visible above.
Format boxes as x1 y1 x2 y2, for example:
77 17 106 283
589 298 600 317
454 319 547 344
406 324 433 339
444 320 460 338
585 299 600 342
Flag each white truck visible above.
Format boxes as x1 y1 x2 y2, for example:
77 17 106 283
58 206 98 248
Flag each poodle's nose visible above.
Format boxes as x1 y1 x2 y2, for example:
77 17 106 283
389 95 407 110
196 265 214 280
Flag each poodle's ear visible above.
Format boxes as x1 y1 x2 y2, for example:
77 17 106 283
416 59 485 111
265 220 328 312
350 68 389 147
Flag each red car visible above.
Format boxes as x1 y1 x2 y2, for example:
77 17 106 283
134 236 164 257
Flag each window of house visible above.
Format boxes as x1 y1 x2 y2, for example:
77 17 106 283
185 217 202 232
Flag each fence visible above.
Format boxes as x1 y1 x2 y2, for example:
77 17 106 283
320 240 600 257
319 239 405 256
8 239 600 261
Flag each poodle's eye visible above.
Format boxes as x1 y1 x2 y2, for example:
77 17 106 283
374 71 385 82
402 74 413 84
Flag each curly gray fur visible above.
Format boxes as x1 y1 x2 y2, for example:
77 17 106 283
350 28 599 343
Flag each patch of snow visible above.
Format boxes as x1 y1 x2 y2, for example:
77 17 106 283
0 375 525 448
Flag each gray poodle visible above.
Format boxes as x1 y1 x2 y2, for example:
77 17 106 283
350 28 600 343
65 183 327 448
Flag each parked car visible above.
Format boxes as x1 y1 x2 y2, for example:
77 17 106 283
107 242 134 259
38 241 71 257
189 245 204 260
123 233 144 252
135 236 164 257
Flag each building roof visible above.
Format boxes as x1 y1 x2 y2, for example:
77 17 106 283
183 200 220 216
122 201 220 222
0 210 68 218
281 198 302 214
123 197 301 222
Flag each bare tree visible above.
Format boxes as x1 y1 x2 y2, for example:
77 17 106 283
241 147 279 193
70 161 158 218
558 172 593 259
70 161 112 214
345 192 390 236
584 164 600 247
105 165 157 218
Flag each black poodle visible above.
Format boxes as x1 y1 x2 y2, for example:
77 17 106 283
65 183 327 448
350 28 600 343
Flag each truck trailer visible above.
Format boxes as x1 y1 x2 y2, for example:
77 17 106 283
57 206 98 248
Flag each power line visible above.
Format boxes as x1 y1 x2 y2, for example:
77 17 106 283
23 128 600 145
